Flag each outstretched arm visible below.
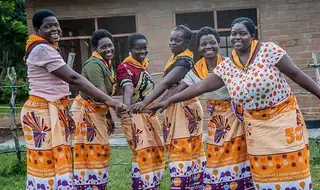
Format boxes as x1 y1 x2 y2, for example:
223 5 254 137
160 82 188 102
52 65 127 112
130 65 189 112
276 54 320 99
122 84 134 107
149 73 224 112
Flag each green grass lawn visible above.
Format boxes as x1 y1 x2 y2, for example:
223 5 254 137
1 140 320 190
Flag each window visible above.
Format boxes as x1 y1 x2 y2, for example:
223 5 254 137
97 16 136 35
59 39 91 74
176 11 214 30
98 16 136 68
218 32 233 58
59 15 137 96
216 9 257 29
59 19 95 37
59 38 91 96
189 34 200 62
59 16 136 71
59 19 95 75
113 37 130 68
175 8 258 59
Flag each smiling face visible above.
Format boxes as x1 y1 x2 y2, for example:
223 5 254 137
198 34 219 59
169 29 188 55
230 23 255 52
35 16 62 44
130 39 148 63
96 37 115 61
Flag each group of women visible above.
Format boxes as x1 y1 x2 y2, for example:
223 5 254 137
21 9 319 190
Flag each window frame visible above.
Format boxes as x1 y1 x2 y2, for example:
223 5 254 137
173 6 261 42
172 6 261 35
175 10 215 31
58 14 139 41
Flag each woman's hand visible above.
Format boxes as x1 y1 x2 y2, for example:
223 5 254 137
148 100 170 114
106 100 128 115
105 111 115 135
129 101 147 114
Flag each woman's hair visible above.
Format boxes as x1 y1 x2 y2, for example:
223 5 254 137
128 33 147 48
32 9 56 29
91 29 114 49
173 25 193 44
231 17 256 36
196 26 220 46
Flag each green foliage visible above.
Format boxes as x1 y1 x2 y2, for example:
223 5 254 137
0 1 15 18
0 77 29 104
0 153 26 189
0 0 28 81
0 0 27 43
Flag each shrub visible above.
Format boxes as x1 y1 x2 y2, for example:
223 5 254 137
0 78 29 104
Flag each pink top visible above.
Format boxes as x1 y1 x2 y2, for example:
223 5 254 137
26 44 70 101
214 42 289 110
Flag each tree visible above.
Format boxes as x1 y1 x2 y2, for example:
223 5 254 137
0 0 28 83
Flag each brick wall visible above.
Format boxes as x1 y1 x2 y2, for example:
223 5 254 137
26 0 320 120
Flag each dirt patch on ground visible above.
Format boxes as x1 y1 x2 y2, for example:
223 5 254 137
0 116 22 143
0 127 23 144
0 116 17 126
